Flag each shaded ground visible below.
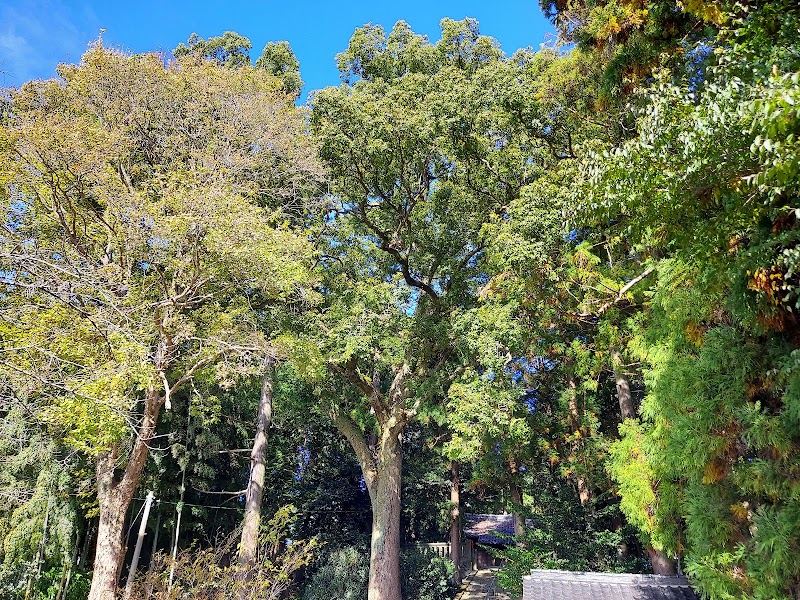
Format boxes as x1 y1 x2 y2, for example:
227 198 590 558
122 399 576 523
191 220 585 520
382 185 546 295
457 568 511 600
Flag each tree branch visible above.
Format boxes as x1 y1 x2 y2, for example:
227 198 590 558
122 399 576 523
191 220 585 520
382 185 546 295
333 411 377 498
577 267 655 317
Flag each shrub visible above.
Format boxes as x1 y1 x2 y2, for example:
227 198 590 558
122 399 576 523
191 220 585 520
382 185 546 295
133 505 317 600
400 548 455 600
302 546 455 600
301 546 369 600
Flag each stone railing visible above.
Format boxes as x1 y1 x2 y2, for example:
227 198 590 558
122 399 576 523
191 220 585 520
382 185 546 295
402 541 475 574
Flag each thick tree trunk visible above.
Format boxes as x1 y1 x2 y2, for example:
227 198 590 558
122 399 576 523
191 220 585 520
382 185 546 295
368 434 402 600
332 362 409 600
238 369 274 577
88 388 162 600
449 461 461 584
647 546 678 576
89 482 128 600
510 481 525 538
613 351 636 421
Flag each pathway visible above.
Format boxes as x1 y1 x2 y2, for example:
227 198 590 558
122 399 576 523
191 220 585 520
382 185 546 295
457 569 511 600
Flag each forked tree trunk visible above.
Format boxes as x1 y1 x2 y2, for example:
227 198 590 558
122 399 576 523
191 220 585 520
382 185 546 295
449 461 461 584
88 388 162 600
332 362 410 600
237 368 274 581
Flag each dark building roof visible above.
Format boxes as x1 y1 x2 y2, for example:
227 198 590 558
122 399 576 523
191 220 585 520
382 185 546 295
523 570 699 600
463 513 516 546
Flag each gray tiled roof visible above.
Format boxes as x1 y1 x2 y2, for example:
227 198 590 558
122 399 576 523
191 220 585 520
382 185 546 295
523 570 699 600
463 513 515 546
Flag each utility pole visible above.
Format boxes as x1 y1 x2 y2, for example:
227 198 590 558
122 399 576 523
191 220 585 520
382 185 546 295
123 491 155 600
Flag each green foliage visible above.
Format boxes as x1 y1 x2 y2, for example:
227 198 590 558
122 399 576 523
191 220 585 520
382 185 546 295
256 41 303 97
302 546 455 600
174 31 253 67
302 546 369 600
539 0 723 95
495 464 643 596
399 549 455 600
586 2 800 596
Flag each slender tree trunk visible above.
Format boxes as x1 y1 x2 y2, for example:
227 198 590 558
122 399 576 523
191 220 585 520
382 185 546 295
449 461 461 584
88 388 162 600
567 376 592 507
368 434 402 600
237 368 274 580
614 353 678 575
167 473 186 593
56 529 81 600
510 481 525 538
150 505 161 563
613 350 636 421
77 518 96 569
26 494 52 600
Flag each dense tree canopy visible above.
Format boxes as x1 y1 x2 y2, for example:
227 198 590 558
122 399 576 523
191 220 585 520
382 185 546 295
1 2 799 600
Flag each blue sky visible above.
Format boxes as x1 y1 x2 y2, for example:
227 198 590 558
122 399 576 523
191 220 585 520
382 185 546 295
0 1 554 101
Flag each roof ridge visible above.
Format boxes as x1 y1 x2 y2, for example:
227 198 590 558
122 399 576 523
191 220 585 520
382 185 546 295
524 569 693 587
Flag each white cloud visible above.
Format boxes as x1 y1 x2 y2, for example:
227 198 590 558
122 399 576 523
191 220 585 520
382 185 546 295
0 0 99 86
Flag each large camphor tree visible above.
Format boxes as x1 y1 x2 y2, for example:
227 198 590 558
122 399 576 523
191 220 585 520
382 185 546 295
308 18 542 600
0 43 320 599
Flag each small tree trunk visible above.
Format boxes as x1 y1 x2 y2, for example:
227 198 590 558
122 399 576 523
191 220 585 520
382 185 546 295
368 434 402 600
55 529 81 600
613 351 636 421
237 368 274 579
25 494 52 600
647 546 678 576
77 518 96 569
510 481 525 538
167 480 185 593
449 461 461 584
150 505 161 563
567 376 592 508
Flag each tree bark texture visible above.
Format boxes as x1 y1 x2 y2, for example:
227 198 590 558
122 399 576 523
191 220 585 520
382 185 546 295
449 461 461 584
238 368 274 576
613 351 636 421
368 434 403 600
332 362 410 600
87 388 162 600
510 481 525 538
647 546 678 576
567 376 592 507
